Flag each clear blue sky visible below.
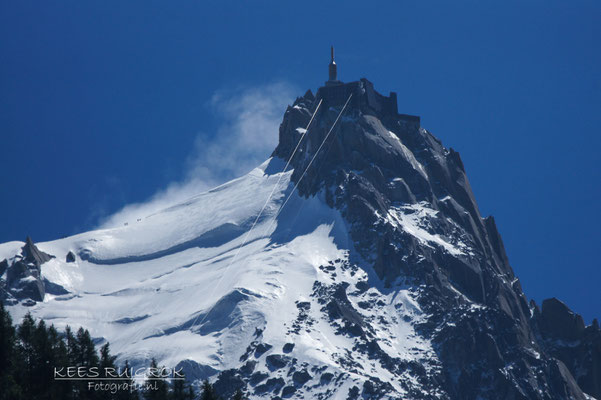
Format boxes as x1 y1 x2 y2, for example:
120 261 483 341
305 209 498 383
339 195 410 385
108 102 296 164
1 1 599 322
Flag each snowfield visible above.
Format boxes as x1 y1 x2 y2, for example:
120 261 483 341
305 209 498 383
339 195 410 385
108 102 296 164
5 157 444 398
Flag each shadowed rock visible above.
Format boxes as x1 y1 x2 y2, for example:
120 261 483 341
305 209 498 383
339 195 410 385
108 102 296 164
270 81 591 399
535 298 601 399
23 236 53 265
2 237 57 304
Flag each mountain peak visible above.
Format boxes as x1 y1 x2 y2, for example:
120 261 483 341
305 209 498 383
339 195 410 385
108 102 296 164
22 236 53 266
1 74 599 399
270 77 598 398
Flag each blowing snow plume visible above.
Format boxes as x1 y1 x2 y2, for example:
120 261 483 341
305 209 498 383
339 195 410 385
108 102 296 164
98 82 297 229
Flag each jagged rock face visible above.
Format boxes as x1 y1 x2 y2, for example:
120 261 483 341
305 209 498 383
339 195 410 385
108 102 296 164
1 237 60 305
273 85 589 399
22 236 53 265
534 298 601 399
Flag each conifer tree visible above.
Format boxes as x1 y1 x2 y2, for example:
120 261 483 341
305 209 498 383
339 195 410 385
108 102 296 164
32 319 55 399
65 325 78 363
200 380 219 400
170 375 186 400
50 324 72 400
76 327 100 367
169 370 195 400
116 360 139 400
0 303 21 400
0 310 198 400
72 327 101 400
145 358 169 400
96 342 118 400
99 342 117 383
186 385 195 400
15 313 36 399
63 325 82 400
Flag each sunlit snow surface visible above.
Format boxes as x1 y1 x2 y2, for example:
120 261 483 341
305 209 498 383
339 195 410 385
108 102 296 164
6 158 443 399
386 203 472 257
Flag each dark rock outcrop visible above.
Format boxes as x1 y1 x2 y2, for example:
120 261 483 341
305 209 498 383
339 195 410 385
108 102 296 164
534 298 601 399
0 259 8 277
22 236 53 265
539 297 586 341
272 80 593 399
212 369 246 399
1 237 65 304
175 359 219 383
282 343 294 353
255 377 285 395
292 369 311 386
265 354 290 371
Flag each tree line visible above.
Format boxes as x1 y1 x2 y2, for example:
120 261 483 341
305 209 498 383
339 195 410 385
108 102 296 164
0 303 246 400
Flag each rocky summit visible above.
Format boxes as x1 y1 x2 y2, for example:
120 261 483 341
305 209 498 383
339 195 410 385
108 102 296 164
1 78 599 399
273 80 600 399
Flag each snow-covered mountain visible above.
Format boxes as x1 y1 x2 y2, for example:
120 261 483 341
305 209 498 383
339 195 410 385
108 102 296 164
2 78 600 399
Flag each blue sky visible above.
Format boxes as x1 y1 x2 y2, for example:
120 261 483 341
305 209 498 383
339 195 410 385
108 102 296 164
1 1 599 322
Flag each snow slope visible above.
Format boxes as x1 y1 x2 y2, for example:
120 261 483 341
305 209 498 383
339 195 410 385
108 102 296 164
4 157 442 399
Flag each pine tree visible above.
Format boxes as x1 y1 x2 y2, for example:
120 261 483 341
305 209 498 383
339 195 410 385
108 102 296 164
0 310 199 400
186 385 195 400
145 358 168 400
49 324 72 400
64 325 81 400
169 369 195 400
99 342 117 383
15 313 36 399
73 327 100 400
65 325 78 364
31 319 54 399
200 380 218 400
116 360 139 400
0 302 21 400
76 327 99 367
96 342 118 399
170 375 186 400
